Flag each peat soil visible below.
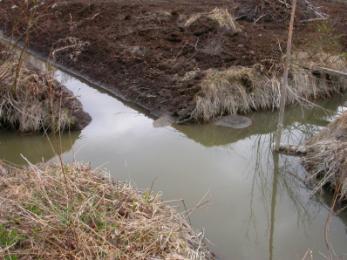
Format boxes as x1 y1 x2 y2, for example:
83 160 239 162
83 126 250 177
0 0 346 121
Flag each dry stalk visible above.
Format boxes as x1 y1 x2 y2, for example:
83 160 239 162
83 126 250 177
274 0 298 151
0 162 213 259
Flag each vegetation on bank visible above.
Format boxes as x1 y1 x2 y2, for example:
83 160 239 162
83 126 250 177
0 0 346 122
190 52 347 121
0 162 212 259
0 44 90 132
303 112 347 202
280 112 347 202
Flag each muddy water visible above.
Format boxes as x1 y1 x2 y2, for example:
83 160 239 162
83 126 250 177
1 55 347 259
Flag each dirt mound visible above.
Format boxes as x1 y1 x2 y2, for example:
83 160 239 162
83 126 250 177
0 0 345 122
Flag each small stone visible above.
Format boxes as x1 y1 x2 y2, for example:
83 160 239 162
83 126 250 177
153 115 175 128
128 46 147 57
214 115 252 129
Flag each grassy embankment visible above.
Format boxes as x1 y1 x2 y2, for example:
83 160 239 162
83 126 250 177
0 162 212 259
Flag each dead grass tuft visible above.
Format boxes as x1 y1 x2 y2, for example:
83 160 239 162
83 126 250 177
185 8 240 32
302 112 347 201
0 45 90 132
189 52 347 121
0 162 212 260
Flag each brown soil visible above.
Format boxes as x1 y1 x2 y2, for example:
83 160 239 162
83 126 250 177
0 0 346 121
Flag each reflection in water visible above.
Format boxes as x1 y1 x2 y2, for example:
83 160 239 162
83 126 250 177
241 117 347 259
269 152 280 260
0 46 80 165
0 130 79 164
175 95 347 147
248 134 282 260
0 50 347 259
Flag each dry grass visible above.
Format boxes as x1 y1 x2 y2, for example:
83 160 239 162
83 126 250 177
302 112 347 200
0 162 212 260
189 52 347 121
185 8 240 32
0 45 90 132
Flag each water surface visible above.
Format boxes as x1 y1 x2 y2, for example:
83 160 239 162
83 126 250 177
1 55 347 260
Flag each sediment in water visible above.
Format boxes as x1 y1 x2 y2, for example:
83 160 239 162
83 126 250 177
0 162 212 259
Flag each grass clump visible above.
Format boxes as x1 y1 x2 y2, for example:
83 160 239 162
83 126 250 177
189 52 347 121
0 162 212 259
0 44 90 132
0 225 24 249
302 112 347 201
185 7 240 33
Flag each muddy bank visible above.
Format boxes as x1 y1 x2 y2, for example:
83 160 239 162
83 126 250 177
0 43 91 132
0 162 212 259
280 112 347 202
0 0 346 122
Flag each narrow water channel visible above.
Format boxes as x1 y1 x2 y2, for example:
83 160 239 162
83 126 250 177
1 52 347 259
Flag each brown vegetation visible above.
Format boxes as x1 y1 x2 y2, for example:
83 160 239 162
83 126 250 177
279 112 347 202
190 55 347 121
303 112 347 201
0 162 212 259
0 43 90 132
